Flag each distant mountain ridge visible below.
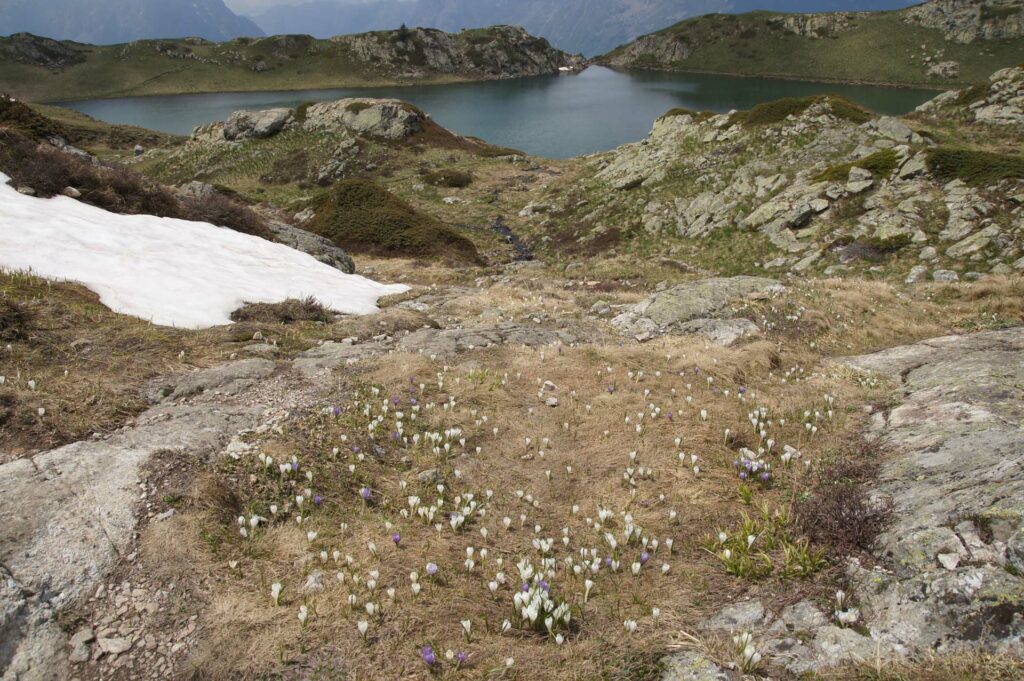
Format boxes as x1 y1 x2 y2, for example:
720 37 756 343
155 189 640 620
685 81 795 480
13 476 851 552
0 0 264 44
249 0 919 55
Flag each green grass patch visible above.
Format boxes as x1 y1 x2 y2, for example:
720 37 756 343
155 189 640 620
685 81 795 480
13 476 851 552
658 107 714 122
307 179 482 264
729 95 872 127
926 147 1024 186
815 149 901 183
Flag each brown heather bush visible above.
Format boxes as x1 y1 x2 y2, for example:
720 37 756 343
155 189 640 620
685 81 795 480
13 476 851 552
0 298 32 341
0 128 273 240
229 296 334 324
795 457 892 553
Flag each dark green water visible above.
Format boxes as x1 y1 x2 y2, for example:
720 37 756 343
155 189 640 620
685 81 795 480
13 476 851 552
63 66 938 159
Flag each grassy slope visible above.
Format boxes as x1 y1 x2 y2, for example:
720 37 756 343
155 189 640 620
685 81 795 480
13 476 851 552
0 28 555 103
599 11 1024 88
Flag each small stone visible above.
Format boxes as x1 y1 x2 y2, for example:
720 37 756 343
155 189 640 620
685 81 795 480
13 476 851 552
16 186 35 196
98 637 132 656
937 552 960 570
932 269 959 282
919 246 938 261
905 265 929 284
545 397 559 407
134 145 145 156
62 186 82 198
302 570 325 594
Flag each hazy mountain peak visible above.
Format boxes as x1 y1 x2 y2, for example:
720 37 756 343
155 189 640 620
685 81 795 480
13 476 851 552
0 0 265 44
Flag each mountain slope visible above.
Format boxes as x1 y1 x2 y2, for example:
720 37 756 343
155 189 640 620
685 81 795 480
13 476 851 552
249 0 917 56
0 26 584 102
0 0 264 44
597 0 1024 86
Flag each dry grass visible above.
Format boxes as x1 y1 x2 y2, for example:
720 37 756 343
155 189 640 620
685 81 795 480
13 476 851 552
159 328 885 679
819 650 1024 680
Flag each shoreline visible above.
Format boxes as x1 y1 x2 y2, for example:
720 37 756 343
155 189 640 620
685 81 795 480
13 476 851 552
593 63 954 93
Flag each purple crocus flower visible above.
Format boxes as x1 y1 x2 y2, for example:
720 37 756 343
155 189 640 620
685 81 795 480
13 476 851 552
521 583 530 592
392 532 401 546
291 461 299 472
456 651 467 665
739 386 747 394
352 446 361 454
640 551 650 565
313 495 322 506
426 562 438 576
667 412 674 421
739 471 748 480
392 395 400 406
360 487 371 501
760 471 770 482
421 645 437 666
539 580 549 593
332 406 341 417
608 385 615 394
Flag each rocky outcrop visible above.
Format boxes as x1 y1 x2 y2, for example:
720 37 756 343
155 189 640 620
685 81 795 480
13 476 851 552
904 0 1024 43
267 221 356 273
301 99 424 140
610 276 782 343
0 33 85 70
667 328 1024 676
766 12 859 38
223 108 292 141
331 25 584 79
918 66 1024 125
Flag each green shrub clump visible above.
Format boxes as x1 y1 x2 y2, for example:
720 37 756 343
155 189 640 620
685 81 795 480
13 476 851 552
308 179 481 263
815 149 901 183
659 107 714 122
423 168 473 188
730 95 871 127
926 147 1024 187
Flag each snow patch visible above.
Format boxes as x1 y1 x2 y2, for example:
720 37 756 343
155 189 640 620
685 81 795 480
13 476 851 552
0 174 408 328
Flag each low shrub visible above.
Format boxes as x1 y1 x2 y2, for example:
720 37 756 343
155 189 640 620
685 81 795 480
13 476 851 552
0 298 32 341
795 459 892 553
182 192 273 240
0 96 65 140
926 147 1024 187
815 149 901 183
730 95 872 127
307 179 481 263
0 128 274 239
659 107 714 122
423 168 473 188
477 145 525 158
230 296 334 324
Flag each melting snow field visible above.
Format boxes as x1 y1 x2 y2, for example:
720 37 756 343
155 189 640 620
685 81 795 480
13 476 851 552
0 174 408 328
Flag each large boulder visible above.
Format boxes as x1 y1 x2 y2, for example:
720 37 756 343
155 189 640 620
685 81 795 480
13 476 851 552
302 99 424 140
223 108 293 141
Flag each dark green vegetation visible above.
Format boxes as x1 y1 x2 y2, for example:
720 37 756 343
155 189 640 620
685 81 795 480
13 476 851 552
729 95 871 127
308 179 482 264
659 107 715 121
926 147 1024 186
816 149 901 183
423 168 474 188
0 26 576 103
599 9 1024 87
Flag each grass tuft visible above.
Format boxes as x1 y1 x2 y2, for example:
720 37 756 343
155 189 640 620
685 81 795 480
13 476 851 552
926 147 1024 187
730 95 872 127
230 297 334 324
816 149 901 183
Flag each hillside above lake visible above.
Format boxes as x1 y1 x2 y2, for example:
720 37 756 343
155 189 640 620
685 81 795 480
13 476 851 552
598 0 1024 87
0 26 584 102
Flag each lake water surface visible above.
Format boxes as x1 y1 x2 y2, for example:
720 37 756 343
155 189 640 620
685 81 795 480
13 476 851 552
64 66 938 159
